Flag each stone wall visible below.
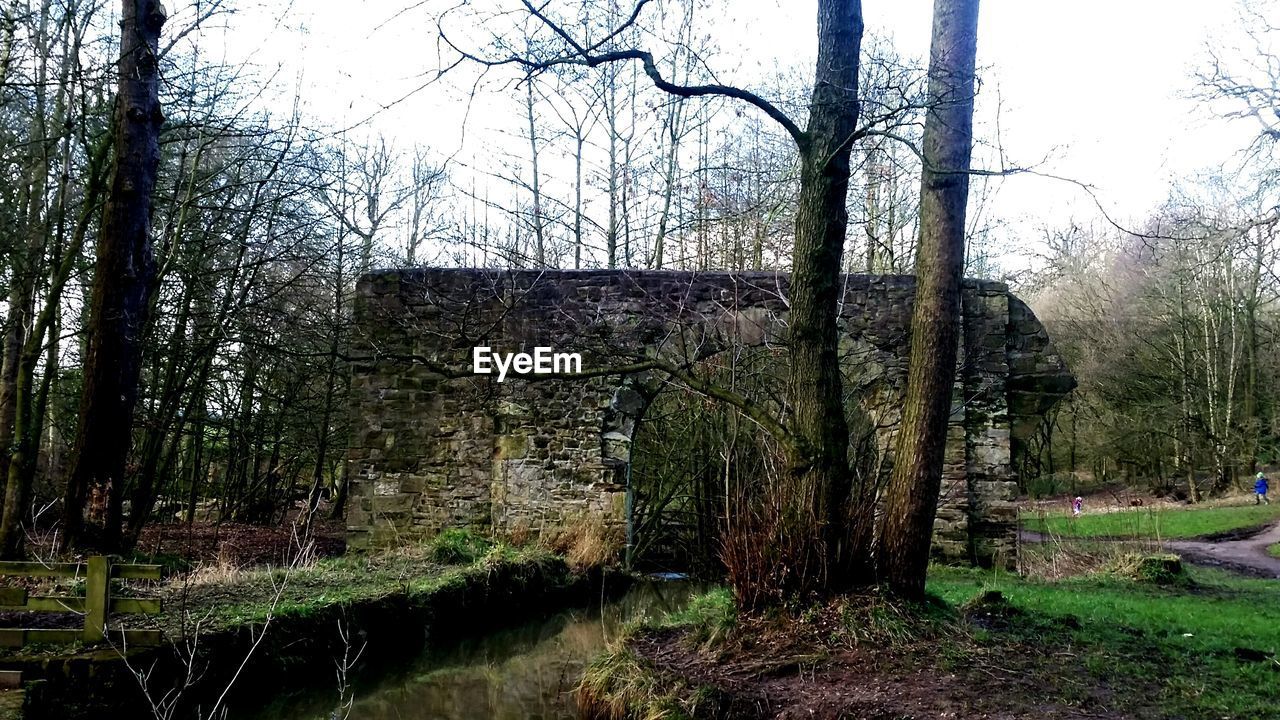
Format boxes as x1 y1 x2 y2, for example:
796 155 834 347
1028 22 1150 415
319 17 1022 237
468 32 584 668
345 269 1074 567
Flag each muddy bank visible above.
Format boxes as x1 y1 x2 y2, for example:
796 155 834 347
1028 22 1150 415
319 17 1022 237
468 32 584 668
8 555 629 719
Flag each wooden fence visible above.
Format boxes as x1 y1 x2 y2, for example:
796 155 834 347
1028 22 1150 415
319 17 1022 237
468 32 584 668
0 556 162 647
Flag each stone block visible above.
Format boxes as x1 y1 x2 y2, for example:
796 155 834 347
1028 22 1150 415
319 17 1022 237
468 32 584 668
371 493 415 515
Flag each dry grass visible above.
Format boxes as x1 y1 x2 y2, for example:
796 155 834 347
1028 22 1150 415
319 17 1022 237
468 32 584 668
507 518 532 547
1018 533 1163 580
184 548 247 587
575 648 692 720
182 532 321 587
543 513 621 571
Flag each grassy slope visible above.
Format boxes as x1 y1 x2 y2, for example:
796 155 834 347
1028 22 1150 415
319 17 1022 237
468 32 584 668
928 565 1280 718
1025 502 1280 539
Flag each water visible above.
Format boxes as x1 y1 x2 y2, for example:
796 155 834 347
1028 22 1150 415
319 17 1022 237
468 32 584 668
248 579 704 720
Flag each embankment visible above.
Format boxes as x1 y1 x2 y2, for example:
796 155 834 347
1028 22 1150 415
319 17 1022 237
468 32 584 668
5 549 625 719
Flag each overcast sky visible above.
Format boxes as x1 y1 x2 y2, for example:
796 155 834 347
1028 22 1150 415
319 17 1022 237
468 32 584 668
211 0 1263 266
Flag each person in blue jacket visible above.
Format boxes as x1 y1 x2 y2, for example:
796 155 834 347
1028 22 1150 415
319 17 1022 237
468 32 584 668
1255 472 1270 505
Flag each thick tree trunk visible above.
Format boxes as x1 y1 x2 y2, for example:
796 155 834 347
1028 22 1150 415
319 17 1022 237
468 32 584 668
783 0 866 593
61 0 166 551
878 0 980 599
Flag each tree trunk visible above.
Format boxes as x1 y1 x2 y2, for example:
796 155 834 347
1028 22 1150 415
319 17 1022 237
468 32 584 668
782 0 866 594
306 244 345 522
605 68 620 269
525 80 546 266
573 131 585 269
61 0 167 552
878 0 981 599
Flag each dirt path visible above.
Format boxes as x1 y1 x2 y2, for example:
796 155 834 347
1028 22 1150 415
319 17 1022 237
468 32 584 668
1022 522 1280 578
1164 521 1280 578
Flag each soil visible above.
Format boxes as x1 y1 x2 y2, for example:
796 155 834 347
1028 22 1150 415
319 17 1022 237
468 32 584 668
135 514 345 568
0 609 81 630
626 611 1138 720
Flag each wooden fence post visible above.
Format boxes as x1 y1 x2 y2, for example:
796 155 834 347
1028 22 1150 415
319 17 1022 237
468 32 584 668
83 555 109 643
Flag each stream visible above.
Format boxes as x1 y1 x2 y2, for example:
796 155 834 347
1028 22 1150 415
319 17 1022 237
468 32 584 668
243 579 704 720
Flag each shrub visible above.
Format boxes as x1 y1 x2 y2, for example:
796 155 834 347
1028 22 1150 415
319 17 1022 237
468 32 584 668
1105 553 1191 586
719 436 843 612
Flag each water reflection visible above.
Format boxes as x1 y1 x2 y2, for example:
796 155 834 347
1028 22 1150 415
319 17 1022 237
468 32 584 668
250 580 703 720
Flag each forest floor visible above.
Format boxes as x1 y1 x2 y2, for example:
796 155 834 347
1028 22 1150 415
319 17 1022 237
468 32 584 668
134 512 347 568
583 547 1280 718
0 515 348 633
133 528 505 639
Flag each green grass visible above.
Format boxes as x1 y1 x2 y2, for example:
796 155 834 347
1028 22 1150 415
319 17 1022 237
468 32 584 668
650 587 736 647
1024 502 1280 539
929 565 1280 718
1269 542 1280 559
427 527 495 564
578 647 696 720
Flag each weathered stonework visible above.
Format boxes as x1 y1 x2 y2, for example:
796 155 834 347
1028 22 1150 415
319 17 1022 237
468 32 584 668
345 269 1074 568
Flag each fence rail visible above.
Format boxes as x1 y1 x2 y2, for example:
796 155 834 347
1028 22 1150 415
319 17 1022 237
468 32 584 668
0 556 163 647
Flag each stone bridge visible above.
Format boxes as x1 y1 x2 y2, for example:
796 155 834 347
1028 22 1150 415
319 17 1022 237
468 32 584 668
344 269 1074 567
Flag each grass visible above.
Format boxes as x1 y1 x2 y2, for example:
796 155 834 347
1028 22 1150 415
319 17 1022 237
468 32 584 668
929 564 1280 718
0 691 21 720
134 530 561 638
649 587 736 647
1270 543 1280 559
577 648 697 720
587 563 1280 718
427 527 494 564
575 588 737 720
1025 501 1280 539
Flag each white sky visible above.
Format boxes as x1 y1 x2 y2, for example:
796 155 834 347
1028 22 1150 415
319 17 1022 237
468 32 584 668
209 0 1263 267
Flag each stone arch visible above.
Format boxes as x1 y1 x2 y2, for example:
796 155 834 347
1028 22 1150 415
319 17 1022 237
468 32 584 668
344 269 1075 568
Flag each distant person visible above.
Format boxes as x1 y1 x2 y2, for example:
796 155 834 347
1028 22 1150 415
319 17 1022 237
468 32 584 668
1072 496 1083 516
1255 472 1270 505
